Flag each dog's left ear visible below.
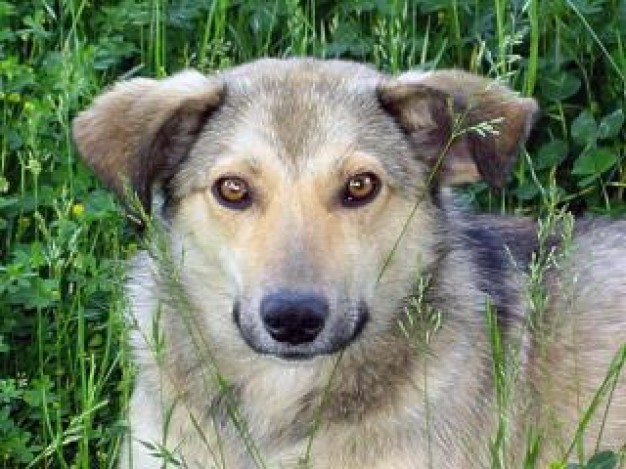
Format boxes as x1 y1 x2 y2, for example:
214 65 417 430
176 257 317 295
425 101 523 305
377 70 538 187
73 70 225 212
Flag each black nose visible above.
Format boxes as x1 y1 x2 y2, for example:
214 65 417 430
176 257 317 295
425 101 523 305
260 292 329 345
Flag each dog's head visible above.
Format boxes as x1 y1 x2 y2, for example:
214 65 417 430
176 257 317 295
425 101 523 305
73 59 537 361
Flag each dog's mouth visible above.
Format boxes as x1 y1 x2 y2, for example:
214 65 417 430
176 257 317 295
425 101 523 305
233 297 369 360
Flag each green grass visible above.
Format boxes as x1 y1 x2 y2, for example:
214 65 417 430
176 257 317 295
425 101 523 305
0 0 624 467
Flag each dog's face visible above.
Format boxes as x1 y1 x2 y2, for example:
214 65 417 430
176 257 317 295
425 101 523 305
73 59 537 361
170 67 435 359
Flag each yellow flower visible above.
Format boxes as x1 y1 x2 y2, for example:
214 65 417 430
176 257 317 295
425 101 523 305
72 203 85 217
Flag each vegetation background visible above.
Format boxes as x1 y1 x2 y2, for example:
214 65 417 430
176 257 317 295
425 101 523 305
0 0 624 467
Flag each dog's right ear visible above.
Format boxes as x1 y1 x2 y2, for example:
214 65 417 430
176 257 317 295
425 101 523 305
73 70 224 212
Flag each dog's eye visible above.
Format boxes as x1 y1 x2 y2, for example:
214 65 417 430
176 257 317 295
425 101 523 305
342 172 380 207
213 176 252 209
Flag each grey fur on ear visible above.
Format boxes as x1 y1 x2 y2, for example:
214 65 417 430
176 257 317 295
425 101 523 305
72 70 225 210
377 70 538 187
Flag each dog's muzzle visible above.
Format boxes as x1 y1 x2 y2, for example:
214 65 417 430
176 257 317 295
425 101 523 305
233 290 369 360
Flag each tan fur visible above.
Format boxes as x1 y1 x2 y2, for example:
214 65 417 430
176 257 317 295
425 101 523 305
530 222 626 458
73 59 625 468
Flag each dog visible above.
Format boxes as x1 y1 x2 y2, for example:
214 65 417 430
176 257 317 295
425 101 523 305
73 58 626 468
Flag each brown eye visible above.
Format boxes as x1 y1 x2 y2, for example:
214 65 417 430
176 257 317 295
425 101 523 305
213 176 252 209
342 172 380 207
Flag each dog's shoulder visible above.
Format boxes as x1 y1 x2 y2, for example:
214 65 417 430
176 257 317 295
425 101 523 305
565 217 626 291
457 213 539 271
573 217 626 250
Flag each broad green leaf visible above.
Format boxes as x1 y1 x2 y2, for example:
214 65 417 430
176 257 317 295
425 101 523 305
597 109 624 140
540 71 581 101
576 174 599 187
573 148 617 176
535 139 568 170
514 181 540 201
571 111 597 146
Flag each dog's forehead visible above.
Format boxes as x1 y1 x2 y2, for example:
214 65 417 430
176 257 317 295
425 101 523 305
223 58 388 156
178 59 422 191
